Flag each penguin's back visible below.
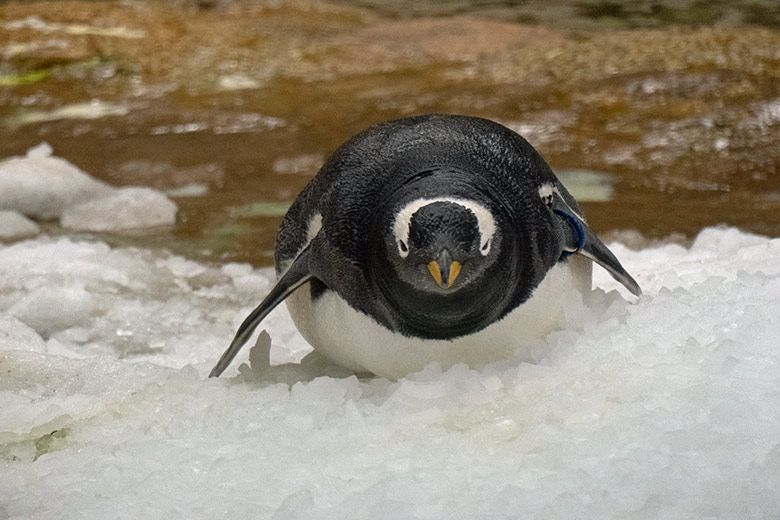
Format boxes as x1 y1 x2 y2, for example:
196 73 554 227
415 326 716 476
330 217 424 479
274 114 579 273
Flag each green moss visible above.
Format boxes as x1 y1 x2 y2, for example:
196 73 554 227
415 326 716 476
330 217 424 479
651 1 724 27
577 1 627 20
742 4 780 29
233 201 293 218
0 69 51 86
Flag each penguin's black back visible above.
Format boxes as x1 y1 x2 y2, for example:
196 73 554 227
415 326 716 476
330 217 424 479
275 114 580 271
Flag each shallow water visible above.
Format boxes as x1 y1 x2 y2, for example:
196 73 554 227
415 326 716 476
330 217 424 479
2 0 779 265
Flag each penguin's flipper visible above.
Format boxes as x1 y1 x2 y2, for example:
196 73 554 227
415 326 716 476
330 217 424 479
552 194 642 297
209 246 315 378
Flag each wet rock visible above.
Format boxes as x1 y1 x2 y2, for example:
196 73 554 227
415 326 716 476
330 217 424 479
111 160 225 190
2 0 780 264
483 27 780 88
272 154 324 175
500 110 578 146
306 18 562 76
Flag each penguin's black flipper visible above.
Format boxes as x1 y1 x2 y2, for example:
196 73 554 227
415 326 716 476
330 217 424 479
552 194 642 297
209 246 315 378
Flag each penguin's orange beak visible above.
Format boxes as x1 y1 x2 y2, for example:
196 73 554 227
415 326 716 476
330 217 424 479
426 250 462 288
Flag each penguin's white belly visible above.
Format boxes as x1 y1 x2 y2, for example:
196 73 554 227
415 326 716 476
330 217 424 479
285 257 592 380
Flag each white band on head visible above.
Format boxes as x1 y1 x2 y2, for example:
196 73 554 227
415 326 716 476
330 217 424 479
393 197 496 257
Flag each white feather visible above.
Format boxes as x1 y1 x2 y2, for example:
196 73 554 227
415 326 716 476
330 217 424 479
392 198 496 257
279 212 322 276
285 256 592 380
538 183 585 221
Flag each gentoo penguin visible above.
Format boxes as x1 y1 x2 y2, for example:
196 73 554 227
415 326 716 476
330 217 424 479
210 114 640 379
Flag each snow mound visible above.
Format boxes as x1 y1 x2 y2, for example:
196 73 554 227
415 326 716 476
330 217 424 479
1 228 780 519
0 143 113 219
62 187 177 231
0 144 177 230
0 210 40 240
9 285 100 339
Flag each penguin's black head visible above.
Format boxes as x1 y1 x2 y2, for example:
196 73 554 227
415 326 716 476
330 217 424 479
369 193 516 338
388 198 500 293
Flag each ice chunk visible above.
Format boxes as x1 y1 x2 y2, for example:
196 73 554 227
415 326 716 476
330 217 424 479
240 329 272 378
0 143 114 219
165 183 208 197
61 187 177 231
9 285 101 338
0 314 46 352
218 74 261 91
6 101 130 128
0 210 40 240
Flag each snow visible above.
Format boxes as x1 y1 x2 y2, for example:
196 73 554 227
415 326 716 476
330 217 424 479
0 210 40 240
1 149 779 518
0 144 177 230
61 187 178 231
1 145 779 518
0 227 778 519
0 143 113 219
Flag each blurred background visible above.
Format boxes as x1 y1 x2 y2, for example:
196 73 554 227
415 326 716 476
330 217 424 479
2 0 779 266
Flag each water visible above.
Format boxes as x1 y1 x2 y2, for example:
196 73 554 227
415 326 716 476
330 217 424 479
1 0 779 265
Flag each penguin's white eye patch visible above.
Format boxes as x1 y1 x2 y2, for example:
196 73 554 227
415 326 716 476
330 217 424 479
394 197 496 259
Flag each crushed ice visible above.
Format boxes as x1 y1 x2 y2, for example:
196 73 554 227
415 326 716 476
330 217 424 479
1 147 779 517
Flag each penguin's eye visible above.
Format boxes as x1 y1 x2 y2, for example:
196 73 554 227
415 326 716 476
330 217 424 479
481 238 492 255
398 240 409 257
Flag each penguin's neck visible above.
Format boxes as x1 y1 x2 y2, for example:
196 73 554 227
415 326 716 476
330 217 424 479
373 257 517 340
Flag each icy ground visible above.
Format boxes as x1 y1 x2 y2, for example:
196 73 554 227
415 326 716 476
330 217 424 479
1 227 779 518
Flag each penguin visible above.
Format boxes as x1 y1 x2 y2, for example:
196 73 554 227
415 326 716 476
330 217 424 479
210 114 641 379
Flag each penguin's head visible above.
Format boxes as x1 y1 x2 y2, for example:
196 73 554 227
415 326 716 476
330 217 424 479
388 198 500 293
368 192 519 338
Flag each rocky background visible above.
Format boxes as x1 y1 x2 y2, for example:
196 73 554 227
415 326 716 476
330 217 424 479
2 0 779 264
